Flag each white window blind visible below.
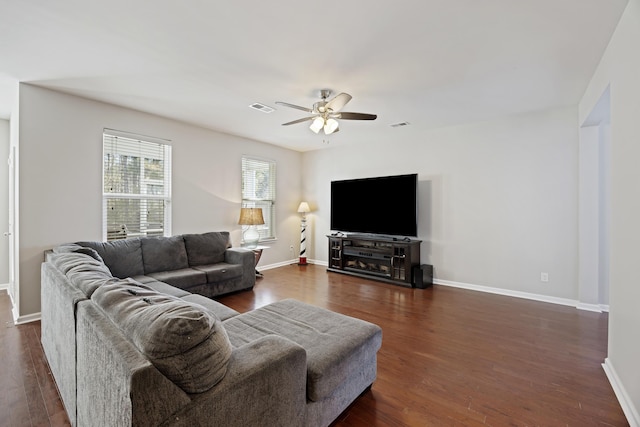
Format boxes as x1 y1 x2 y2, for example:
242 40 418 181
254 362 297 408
241 156 276 241
103 131 172 241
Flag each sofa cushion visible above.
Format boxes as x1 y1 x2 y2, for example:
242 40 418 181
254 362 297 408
183 232 231 266
130 275 157 284
130 276 191 297
53 243 84 254
140 235 189 274
223 299 383 402
181 294 240 321
53 243 105 263
92 280 232 393
193 263 243 283
146 268 207 290
77 239 144 279
50 252 117 297
142 279 191 298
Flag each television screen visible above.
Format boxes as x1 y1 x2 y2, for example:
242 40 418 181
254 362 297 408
331 173 418 237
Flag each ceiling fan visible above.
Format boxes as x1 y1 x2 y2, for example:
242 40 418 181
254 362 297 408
276 89 377 135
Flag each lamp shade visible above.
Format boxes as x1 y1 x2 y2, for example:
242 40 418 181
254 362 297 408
309 116 324 134
238 208 265 225
297 202 310 213
324 118 339 135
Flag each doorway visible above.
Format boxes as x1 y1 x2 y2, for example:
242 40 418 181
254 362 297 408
578 86 611 311
0 119 9 291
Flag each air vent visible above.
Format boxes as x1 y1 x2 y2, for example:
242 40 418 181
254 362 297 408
249 103 275 113
390 121 410 128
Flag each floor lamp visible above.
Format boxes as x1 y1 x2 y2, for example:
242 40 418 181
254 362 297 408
297 202 310 265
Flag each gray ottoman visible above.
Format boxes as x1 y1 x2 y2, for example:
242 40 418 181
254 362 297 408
223 299 383 426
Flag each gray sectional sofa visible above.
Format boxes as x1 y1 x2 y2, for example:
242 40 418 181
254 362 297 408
76 231 255 298
41 232 382 427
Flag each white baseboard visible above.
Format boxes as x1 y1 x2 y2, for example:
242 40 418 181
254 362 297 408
2 288 40 324
14 311 41 324
435 279 612 313
434 278 580 307
260 258 326 271
602 358 640 427
576 302 604 313
0 282 8 291
291 264 607 312
576 303 611 313
260 259 315 271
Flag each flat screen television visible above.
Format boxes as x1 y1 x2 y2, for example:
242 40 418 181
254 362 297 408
331 173 418 237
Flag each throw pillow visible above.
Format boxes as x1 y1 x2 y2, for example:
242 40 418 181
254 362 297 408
92 281 232 393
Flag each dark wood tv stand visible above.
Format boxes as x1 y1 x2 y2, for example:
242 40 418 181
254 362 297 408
327 235 421 287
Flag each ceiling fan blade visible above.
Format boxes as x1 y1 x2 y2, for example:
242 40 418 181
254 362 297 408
326 93 352 112
275 101 313 113
282 116 315 126
336 112 377 120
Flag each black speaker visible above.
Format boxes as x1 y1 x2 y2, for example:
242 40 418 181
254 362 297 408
413 264 433 289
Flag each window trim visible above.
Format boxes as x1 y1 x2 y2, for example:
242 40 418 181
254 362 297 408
241 155 276 242
102 129 172 241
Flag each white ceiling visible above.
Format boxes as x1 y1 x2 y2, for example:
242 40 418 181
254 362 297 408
0 0 628 152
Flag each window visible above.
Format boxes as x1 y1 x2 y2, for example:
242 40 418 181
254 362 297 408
241 156 276 241
103 131 172 241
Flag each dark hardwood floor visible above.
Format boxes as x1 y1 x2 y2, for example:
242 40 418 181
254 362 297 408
0 264 629 426
0 291 70 426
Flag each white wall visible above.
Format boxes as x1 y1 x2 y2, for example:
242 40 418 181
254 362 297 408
303 107 579 300
0 119 8 284
580 0 640 423
578 122 610 310
17 84 302 317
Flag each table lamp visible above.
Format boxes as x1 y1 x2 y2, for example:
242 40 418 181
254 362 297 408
238 207 264 249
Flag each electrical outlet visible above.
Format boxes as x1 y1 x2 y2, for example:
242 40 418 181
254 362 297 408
289 245 294 252
540 272 549 282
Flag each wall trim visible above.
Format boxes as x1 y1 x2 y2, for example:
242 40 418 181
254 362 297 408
260 258 325 271
576 302 604 313
14 311 41 325
434 278 580 307
3 285 40 324
602 358 639 427
277 263 606 312
260 259 301 271
0 282 8 291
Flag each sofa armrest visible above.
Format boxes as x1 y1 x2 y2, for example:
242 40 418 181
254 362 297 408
225 246 254 265
225 247 256 287
76 301 192 427
41 261 88 427
168 335 308 427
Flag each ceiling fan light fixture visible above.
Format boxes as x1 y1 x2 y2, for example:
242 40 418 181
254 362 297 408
278 90 375 137
324 118 339 134
310 116 324 133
